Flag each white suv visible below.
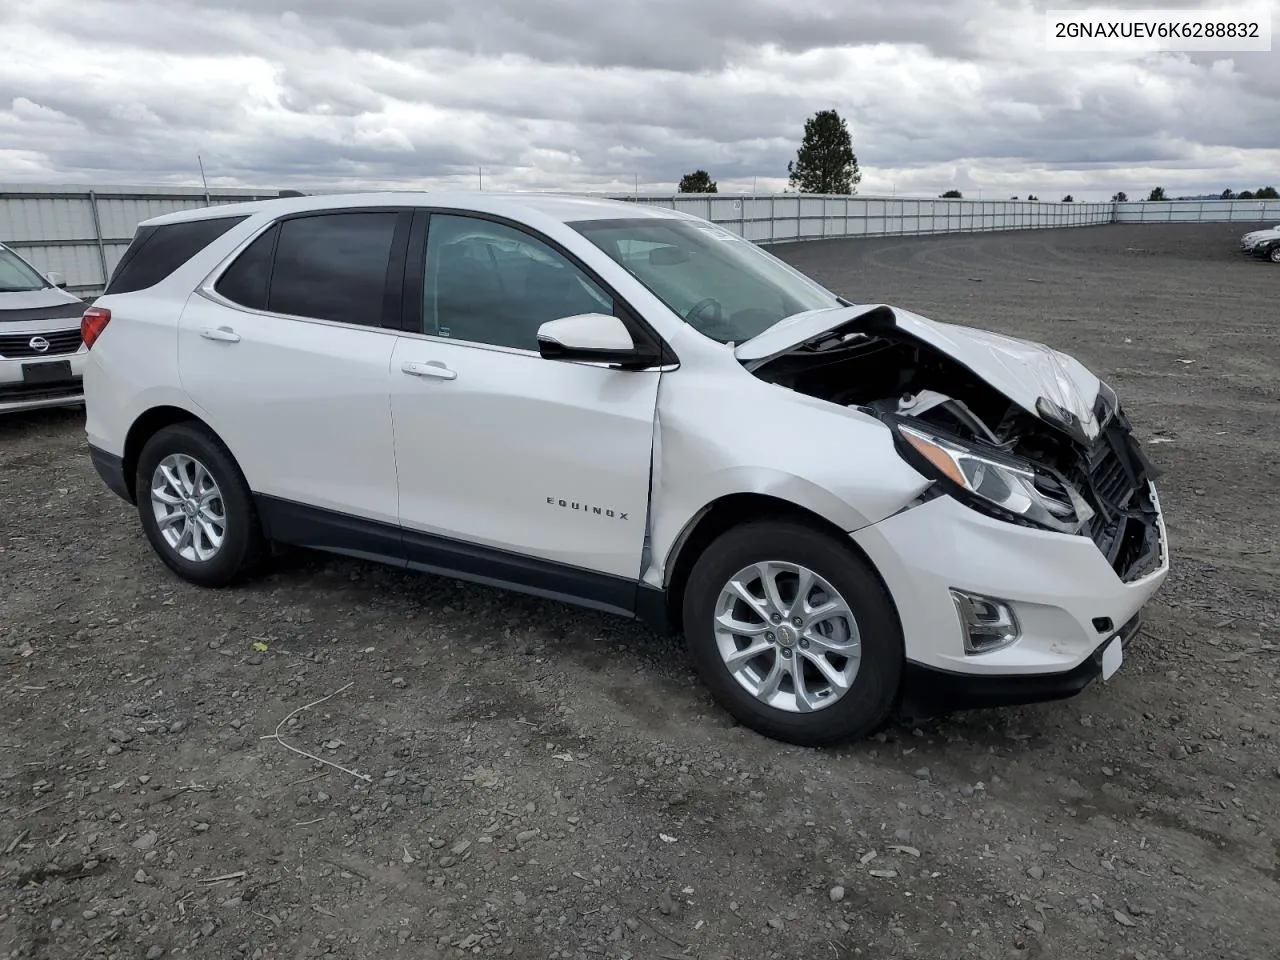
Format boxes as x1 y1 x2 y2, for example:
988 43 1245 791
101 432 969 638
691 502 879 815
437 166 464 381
0 242 87 414
82 193 1169 745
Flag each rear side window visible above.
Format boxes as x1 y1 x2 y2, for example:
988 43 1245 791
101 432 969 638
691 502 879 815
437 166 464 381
266 213 399 326
105 216 248 295
213 224 278 310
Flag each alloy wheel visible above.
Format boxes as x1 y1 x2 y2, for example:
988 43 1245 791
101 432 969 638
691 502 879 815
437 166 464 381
150 453 226 562
713 561 861 713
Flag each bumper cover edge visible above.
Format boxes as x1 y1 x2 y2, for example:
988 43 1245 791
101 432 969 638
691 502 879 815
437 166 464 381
897 611 1143 717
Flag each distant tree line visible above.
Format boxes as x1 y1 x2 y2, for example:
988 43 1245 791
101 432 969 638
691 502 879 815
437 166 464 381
1219 186 1279 200
677 118 1277 202
1139 185 1277 201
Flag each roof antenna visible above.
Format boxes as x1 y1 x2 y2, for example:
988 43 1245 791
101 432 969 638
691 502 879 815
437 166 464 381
197 154 210 203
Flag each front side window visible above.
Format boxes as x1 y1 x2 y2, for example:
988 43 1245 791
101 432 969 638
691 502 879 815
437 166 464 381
0 246 53 293
423 215 613 351
266 213 399 326
570 217 840 343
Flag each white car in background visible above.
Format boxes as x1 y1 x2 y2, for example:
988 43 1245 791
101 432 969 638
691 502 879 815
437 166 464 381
1240 224 1280 261
0 241 87 414
80 193 1169 746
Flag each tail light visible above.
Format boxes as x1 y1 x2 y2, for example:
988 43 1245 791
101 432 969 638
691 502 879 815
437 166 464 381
81 306 111 349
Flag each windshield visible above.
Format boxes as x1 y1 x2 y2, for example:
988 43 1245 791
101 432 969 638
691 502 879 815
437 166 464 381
569 217 841 343
0 246 51 293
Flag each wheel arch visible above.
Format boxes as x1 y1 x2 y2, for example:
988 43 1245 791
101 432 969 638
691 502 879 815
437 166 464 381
122 404 225 501
655 492 900 638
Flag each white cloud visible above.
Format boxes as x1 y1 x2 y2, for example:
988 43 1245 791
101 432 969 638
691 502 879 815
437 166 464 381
0 0 1276 199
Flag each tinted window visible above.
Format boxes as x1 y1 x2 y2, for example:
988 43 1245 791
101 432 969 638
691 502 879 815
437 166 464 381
268 213 398 326
214 224 278 310
424 215 613 350
105 216 248 295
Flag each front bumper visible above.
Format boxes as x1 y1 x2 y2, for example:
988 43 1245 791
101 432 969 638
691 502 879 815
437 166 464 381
899 612 1142 716
0 347 87 414
851 485 1168 702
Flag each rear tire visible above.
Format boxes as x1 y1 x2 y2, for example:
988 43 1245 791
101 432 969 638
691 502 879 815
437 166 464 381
1269 244 1280 263
681 519 903 747
134 422 266 587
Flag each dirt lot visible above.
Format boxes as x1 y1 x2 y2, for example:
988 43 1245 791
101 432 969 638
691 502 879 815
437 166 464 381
2 221 1277 960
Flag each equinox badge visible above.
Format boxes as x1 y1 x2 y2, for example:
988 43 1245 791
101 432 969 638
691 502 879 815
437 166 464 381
547 497 629 520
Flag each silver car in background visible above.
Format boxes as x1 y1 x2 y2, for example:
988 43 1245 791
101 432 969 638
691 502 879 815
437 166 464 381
0 242 88 414
1239 224 1280 261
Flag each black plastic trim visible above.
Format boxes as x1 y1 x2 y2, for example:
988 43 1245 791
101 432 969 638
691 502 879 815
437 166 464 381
897 612 1142 717
0 300 87 323
399 210 429 333
88 444 133 504
634 582 675 634
381 210 414 331
254 495 667 623
257 494 404 565
537 336 661 370
400 525 637 618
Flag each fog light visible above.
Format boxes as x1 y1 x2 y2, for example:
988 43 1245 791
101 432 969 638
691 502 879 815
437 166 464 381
950 589 1021 654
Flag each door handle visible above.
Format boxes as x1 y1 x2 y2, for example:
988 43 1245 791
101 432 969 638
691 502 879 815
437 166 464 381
401 360 457 380
200 326 241 343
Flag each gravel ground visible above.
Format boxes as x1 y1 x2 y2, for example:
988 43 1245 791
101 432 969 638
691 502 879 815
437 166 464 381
2 221 1277 960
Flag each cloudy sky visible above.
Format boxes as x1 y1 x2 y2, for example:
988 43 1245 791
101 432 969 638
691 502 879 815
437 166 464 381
0 0 1277 200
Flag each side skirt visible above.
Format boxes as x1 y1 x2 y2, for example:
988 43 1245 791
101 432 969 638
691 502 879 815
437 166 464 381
254 494 671 628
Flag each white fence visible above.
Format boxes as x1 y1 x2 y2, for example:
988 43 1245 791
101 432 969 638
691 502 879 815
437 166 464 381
0 185 278 295
1113 199 1280 223
2 184 1276 296
625 195 1113 243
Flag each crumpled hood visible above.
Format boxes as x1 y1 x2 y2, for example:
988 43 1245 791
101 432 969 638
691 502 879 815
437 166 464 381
736 303 1105 440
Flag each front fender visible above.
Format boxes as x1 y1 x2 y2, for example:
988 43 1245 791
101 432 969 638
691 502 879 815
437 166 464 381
645 371 932 587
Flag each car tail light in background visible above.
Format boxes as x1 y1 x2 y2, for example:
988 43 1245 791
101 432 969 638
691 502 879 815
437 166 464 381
81 307 111 349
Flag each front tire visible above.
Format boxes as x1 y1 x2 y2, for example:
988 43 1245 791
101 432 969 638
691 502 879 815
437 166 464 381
134 422 265 587
681 519 903 747
1269 244 1280 263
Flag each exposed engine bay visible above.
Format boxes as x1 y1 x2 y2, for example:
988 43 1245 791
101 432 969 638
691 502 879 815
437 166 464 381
751 321 1165 582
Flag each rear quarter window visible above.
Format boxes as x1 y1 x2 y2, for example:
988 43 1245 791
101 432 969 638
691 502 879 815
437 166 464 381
105 215 248 295
213 224 278 311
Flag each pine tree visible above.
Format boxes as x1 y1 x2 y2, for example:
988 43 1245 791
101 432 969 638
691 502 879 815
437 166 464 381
786 109 862 195
678 170 718 193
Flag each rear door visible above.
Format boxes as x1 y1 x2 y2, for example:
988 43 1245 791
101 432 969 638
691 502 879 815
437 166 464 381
179 209 410 534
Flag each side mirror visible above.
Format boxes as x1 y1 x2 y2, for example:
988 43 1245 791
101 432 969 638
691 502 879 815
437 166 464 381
537 313 660 369
47 271 67 289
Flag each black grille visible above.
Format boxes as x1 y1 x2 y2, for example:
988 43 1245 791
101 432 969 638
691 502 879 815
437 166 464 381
1075 419 1162 582
0 379 83 404
0 328 83 358
1089 448 1131 508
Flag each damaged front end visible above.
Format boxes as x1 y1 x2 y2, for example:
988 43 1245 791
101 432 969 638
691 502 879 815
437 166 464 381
743 305 1164 583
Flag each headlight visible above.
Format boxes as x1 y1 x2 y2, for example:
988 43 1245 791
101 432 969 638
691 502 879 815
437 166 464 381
896 424 1094 534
